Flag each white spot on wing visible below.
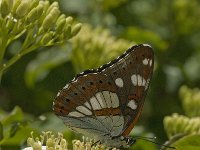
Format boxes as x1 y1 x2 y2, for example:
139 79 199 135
102 91 111 108
149 59 152 66
84 102 91 109
110 92 119 108
143 58 148 65
131 74 146 87
90 96 101 110
76 106 92 115
115 78 124 87
68 111 85 117
96 92 107 108
145 78 150 90
142 78 146 86
131 74 137 86
127 100 137 110
137 75 143 86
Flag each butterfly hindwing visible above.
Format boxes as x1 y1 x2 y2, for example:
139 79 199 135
121 45 154 136
53 44 154 146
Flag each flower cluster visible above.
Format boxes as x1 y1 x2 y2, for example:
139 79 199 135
72 139 118 150
0 0 81 80
23 131 118 150
164 113 200 138
163 86 200 139
24 131 68 150
71 24 133 73
179 85 200 117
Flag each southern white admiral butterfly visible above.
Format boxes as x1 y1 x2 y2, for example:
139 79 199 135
53 44 154 148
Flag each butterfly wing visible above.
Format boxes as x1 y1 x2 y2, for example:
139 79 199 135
53 71 125 139
53 44 154 141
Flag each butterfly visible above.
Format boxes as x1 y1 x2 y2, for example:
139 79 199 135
53 44 154 148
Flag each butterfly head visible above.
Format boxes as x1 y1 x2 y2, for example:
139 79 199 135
120 136 136 148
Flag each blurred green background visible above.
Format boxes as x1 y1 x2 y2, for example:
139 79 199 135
1 0 200 149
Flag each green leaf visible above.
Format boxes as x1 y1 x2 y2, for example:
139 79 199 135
1 106 23 126
167 134 200 150
9 122 20 138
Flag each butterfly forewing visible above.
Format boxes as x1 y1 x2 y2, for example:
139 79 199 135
53 44 154 147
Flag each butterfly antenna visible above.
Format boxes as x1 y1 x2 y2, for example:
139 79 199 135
134 136 176 149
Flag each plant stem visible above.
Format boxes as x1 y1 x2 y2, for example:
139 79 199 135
0 37 8 83
1 45 39 74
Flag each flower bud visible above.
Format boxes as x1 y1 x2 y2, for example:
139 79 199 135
63 25 71 39
56 14 66 24
27 137 34 147
71 23 82 37
16 1 29 18
42 14 54 31
0 0 10 17
60 139 67 148
7 0 13 12
56 18 66 33
47 1 59 14
46 138 54 148
179 86 200 117
32 142 42 150
49 7 60 22
12 0 21 14
41 1 49 13
65 16 73 25
35 3 43 18
184 122 194 134
189 119 200 133
30 0 39 10
26 3 44 23
26 7 37 22
41 31 54 45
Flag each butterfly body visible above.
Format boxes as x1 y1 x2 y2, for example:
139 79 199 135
53 44 154 148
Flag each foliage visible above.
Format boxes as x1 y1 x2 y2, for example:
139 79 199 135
0 0 81 81
0 106 29 146
1 0 200 150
